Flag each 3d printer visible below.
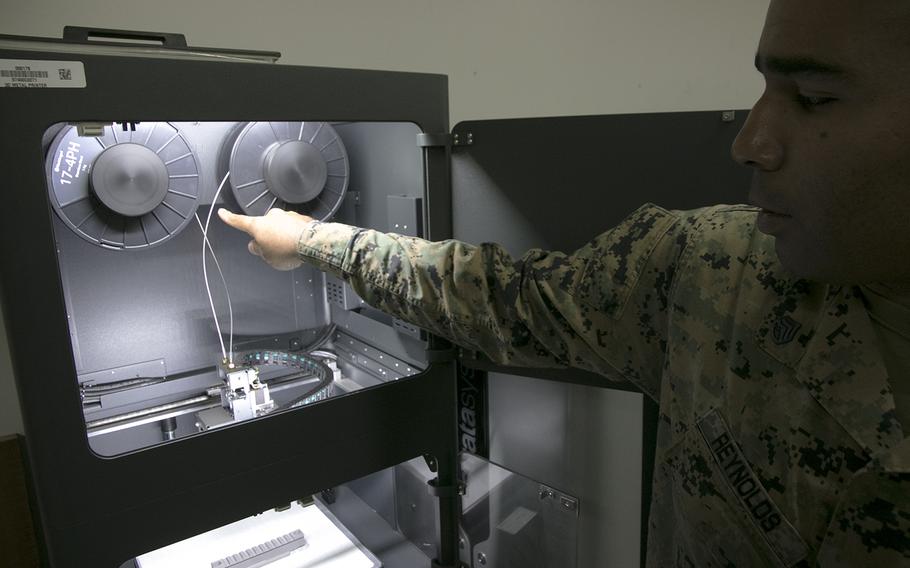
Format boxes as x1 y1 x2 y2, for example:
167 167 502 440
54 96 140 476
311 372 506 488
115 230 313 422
1 27 459 568
0 26 750 568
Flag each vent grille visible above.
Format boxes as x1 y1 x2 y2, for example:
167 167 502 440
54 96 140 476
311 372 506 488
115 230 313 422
326 281 345 308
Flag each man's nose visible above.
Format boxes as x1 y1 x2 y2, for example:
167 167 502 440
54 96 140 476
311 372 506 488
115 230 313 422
731 96 785 171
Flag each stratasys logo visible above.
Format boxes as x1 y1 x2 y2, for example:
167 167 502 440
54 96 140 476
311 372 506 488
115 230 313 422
458 367 486 456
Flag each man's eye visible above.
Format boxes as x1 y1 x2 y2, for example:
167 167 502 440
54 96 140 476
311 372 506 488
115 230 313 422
796 94 836 108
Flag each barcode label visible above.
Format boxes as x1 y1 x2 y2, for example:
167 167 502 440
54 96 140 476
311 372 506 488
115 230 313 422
0 69 49 78
0 59 86 88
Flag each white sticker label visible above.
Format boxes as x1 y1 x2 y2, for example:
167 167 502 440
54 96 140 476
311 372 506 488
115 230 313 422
0 59 86 88
497 506 537 535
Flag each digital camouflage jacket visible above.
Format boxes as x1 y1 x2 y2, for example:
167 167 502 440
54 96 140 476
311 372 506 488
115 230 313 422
298 203 910 567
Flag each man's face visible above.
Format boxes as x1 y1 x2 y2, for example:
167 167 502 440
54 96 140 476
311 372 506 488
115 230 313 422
731 0 910 285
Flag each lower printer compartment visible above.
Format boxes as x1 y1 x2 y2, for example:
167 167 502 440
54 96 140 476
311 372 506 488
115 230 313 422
128 450 583 568
133 458 440 568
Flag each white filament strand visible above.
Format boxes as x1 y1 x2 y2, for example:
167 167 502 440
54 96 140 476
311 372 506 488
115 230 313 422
200 171 233 364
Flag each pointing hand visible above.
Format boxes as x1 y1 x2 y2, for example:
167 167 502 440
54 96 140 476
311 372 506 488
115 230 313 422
218 208 314 271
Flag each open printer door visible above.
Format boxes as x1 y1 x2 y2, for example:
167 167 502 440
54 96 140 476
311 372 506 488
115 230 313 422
449 110 751 567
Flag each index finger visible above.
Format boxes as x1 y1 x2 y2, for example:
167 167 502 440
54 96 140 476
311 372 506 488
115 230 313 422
218 208 255 235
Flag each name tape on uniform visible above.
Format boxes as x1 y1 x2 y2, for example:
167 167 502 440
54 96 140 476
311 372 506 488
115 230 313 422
697 408 809 567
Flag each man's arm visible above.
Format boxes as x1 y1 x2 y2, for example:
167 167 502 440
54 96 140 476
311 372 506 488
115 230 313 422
221 204 698 400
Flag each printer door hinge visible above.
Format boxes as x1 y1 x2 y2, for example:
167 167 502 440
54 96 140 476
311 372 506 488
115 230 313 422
416 132 473 148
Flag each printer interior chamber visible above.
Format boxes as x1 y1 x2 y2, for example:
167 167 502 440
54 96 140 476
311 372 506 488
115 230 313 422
42 119 449 568
42 119 429 456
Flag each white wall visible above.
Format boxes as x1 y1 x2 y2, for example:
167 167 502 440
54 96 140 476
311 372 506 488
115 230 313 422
0 0 768 432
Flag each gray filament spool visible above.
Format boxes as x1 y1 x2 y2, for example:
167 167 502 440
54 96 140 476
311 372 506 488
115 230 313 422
46 123 201 250
227 122 349 220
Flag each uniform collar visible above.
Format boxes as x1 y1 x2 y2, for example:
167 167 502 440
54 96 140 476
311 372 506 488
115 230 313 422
861 283 910 339
755 281 904 455
870 436 910 473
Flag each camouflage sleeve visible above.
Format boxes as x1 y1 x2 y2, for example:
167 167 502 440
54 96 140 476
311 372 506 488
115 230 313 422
298 203 704 399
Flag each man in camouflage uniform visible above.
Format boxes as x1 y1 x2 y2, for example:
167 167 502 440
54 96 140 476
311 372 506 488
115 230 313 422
221 0 910 565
